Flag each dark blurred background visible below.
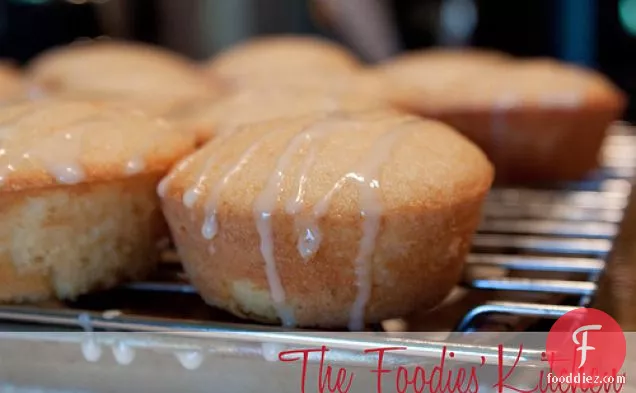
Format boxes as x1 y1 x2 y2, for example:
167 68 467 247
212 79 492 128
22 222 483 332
0 0 634 119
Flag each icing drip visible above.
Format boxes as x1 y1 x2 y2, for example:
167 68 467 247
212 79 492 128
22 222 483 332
0 163 13 186
124 156 145 175
81 338 102 363
78 313 101 362
1 111 98 185
295 218 323 261
538 92 582 108
182 133 234 208
313 128 408 331
175 351 204 370
0 112 31 186
0 105 162 188
253 131 318 327
178 114 409 330
157 155 196 197
28 129 87 185
112 341 135 365
183 155 221 208
346 134 399 331
284 133 324 261
252 118 349 326
201 133 272 240
261 342 285 362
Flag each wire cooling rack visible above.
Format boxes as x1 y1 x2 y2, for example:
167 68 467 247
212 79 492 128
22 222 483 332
0 123 633 367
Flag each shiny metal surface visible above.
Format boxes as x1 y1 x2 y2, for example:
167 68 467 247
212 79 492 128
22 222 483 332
0 124 633 367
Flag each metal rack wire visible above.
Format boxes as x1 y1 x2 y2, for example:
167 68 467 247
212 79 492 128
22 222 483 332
0 124 633 366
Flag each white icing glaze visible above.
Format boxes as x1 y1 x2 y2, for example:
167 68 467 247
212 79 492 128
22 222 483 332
283 127 330 261
124 156 146 175
0 163 13 186
538 92 582 108
347 130 405 331
26 127 87 185
201 132 273 240
3 111 107 186
284 143 316 216
112 341 135 365
81 337 102 363
183 154 221 208
0 104 165 188
157 155 196 197
307 126 408 331
253 131 319 327
493 93 520 111
261 342 284 362
295 218 323 261
182 133 236 208
78 313 102 362
175 350 204 370
252 118 355 326
179 115 411 330
0 114 26 186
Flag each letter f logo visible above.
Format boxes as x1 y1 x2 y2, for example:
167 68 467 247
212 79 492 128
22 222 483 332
572 324 602 369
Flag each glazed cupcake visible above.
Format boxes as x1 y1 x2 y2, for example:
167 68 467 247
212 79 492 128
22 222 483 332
173 87 389 145
159 110 493 329
26 40 219 116
0 100 194 302
375 50 625 182
204 35 361 90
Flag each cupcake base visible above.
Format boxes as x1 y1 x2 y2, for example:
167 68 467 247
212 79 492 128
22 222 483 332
0 173 166 302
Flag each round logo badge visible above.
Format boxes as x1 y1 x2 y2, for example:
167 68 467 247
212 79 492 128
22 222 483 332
545 308 626 388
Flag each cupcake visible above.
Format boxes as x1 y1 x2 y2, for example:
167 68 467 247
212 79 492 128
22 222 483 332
0 62 26 103
0 100 194 302
173 87 389 145
204 35 361 90
374 49 510 114
25 40 219 116
375 50 626 183
159 109 493 329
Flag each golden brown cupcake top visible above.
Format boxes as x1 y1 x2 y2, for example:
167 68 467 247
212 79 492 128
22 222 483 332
373 49 510 111
173 87 389 144
375 49 624 114
0 100 194 193
26 40 218 107
458 58 626 111
205 35 361 89
159 109 493 216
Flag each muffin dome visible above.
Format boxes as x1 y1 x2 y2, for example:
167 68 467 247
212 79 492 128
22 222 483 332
374 50 625 182
174 87 388 144
0 100 194 302
205 35 361 89
159 110 493 329
374 48 510 114
0 100 192 191
26 40 218 114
